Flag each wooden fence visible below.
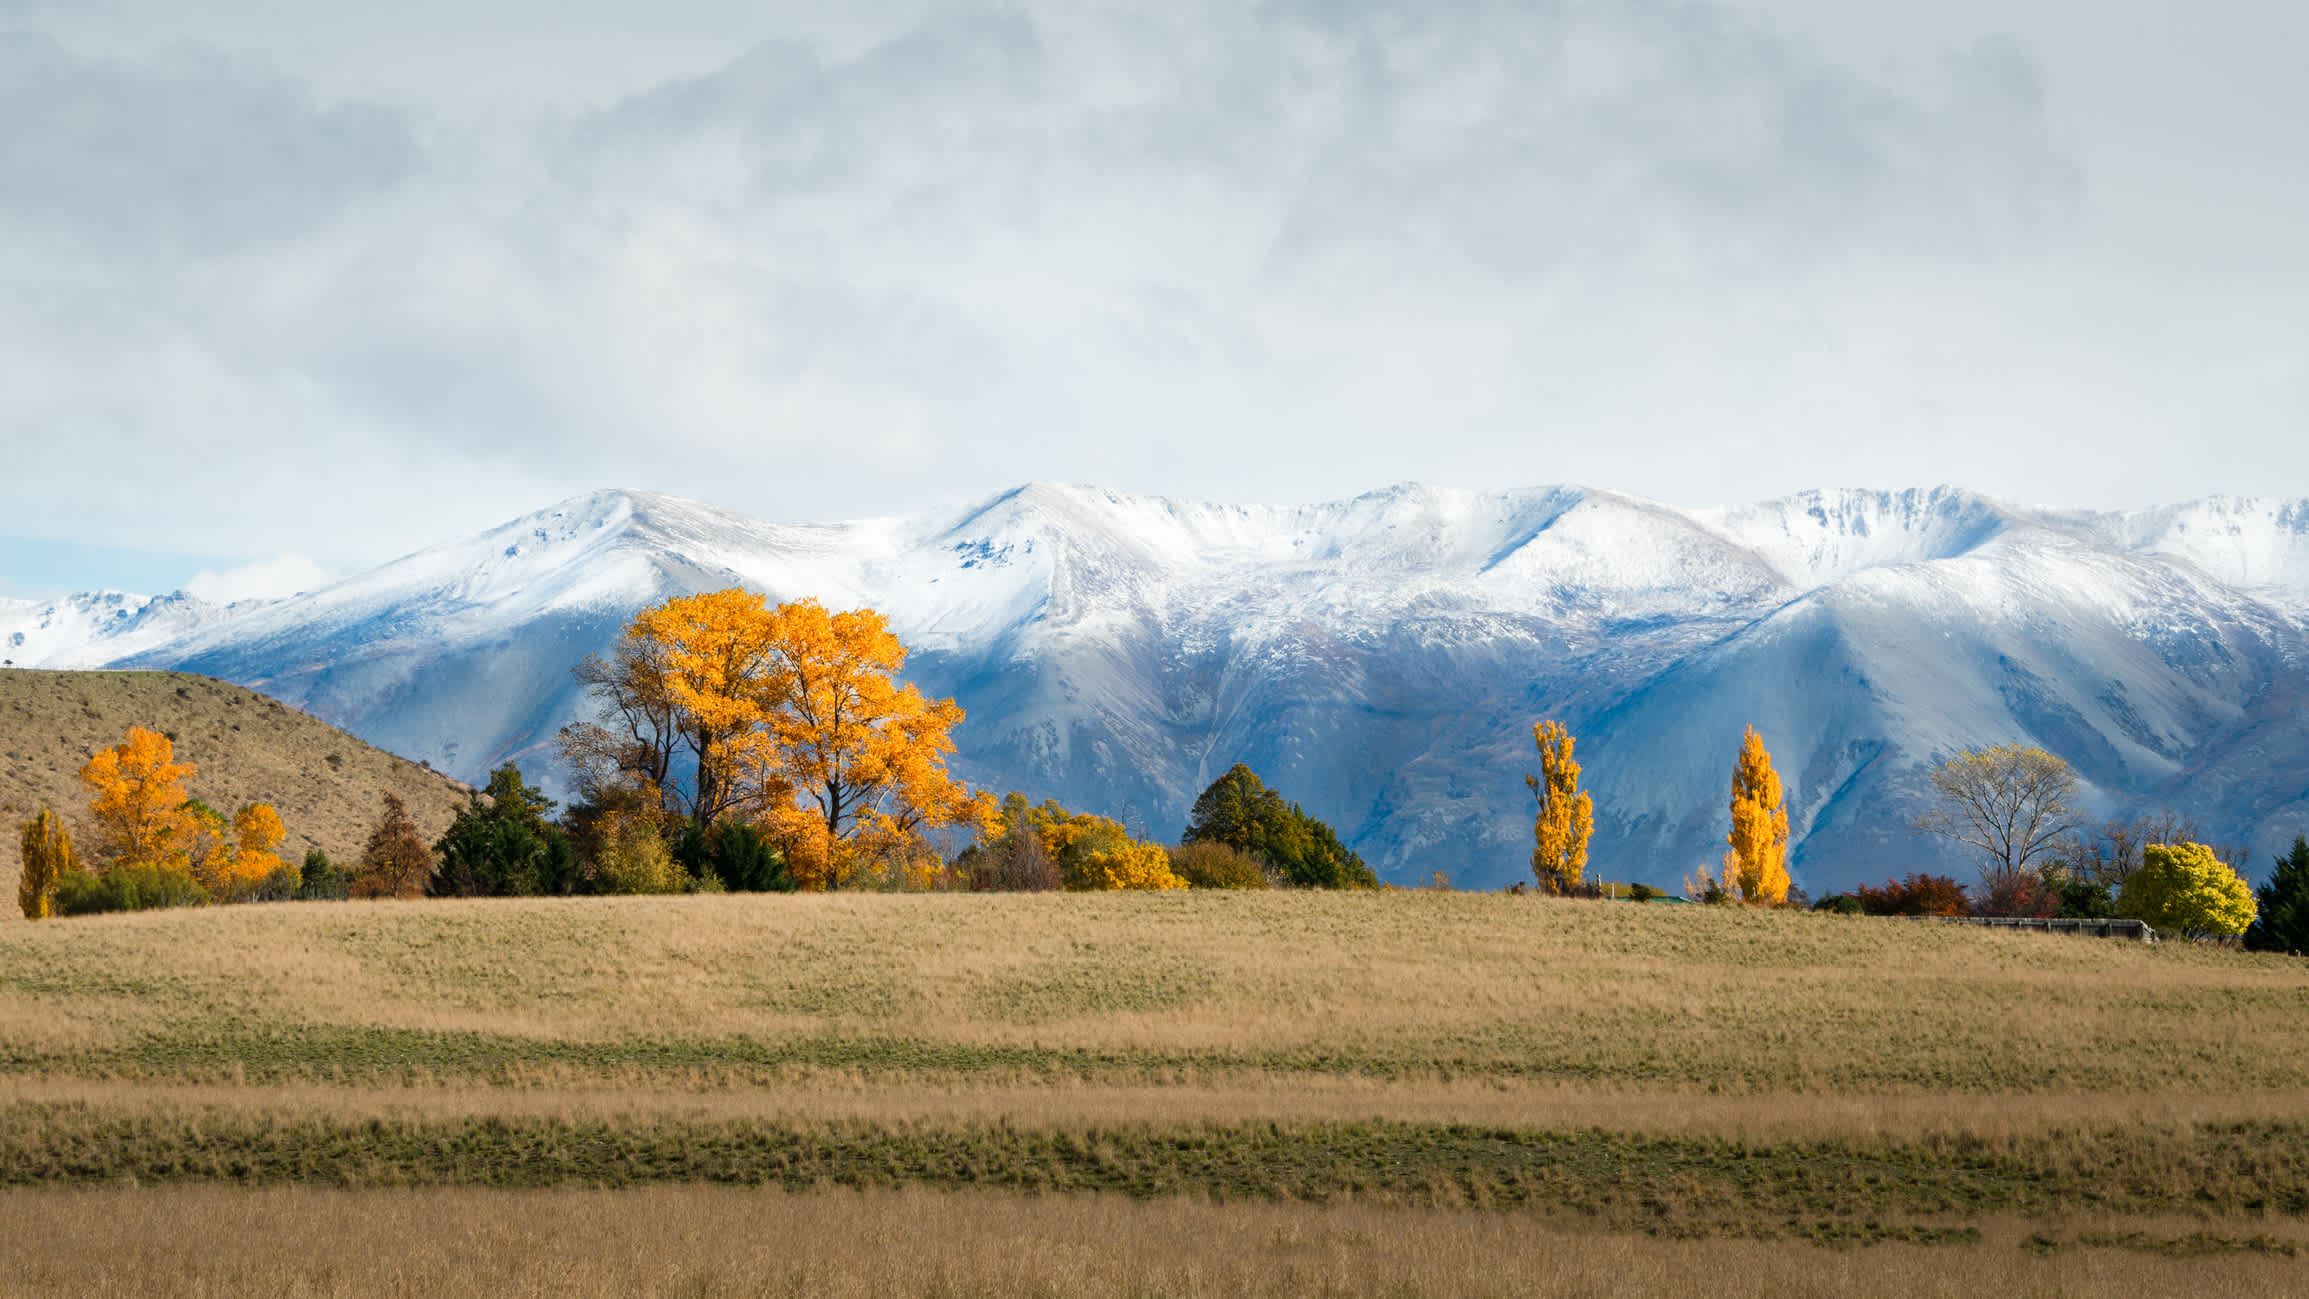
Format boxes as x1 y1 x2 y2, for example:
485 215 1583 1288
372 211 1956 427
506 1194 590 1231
1917 916 2159 942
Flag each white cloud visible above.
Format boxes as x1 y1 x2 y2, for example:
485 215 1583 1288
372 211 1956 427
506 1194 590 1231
183 555 331 604
0 1 2303 575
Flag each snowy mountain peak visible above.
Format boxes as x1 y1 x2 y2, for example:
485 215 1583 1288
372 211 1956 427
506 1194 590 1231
15 481 2309 892
1696 485 2015 590
2120 495 2309 596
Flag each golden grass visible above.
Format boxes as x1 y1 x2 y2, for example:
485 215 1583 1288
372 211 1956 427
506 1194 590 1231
0 669 472 917
7 890 2308 1276
2 1186 2302 1298
4 891 2303 1099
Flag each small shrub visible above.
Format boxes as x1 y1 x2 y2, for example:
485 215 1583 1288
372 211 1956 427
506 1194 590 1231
2053 874 2116 919
1813 893 1865 915
1974 872 2060 918
708 820 793 893
55 863 208 915
1167 840 1269 890
1853 873 1970 917
591 815 684 895
1627 883 1662 903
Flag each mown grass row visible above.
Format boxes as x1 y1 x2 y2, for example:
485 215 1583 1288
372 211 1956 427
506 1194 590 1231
9 1018 2306 1095
8 1104 2309 1231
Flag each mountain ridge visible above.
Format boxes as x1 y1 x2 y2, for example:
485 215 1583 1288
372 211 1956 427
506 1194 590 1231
7 481 2308 891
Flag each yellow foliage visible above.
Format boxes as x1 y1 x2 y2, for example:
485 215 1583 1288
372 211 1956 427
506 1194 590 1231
1720 726 1790 905
628 589 789 825
623 591 990 890
985 794 1185 891
1075 839 1188 892
1526 720 1595 893
592 812 684 895
230 803 290 892
78 725 198 870
17 806 77 920
2119 842 2257 938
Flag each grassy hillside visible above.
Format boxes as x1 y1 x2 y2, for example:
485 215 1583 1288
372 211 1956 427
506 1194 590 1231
6 890 2306 1097
0 670 472 914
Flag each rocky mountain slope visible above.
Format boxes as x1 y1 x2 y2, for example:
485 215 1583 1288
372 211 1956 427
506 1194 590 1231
8 483 2308 892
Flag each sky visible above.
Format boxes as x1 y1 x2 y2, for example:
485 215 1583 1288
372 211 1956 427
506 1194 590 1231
1 0 2303 599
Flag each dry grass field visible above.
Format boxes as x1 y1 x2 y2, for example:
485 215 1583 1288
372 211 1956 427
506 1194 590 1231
4 891 2307 1292
0 670 472 913
5 1186 2305 1298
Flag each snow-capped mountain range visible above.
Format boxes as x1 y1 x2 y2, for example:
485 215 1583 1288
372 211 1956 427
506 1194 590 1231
8 482 2309 892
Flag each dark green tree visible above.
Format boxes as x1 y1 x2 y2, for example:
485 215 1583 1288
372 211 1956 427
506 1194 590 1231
430 764 571 897
675 818 793 892
1182 764 1375 889
2247 835 2309 954
297 847 346 900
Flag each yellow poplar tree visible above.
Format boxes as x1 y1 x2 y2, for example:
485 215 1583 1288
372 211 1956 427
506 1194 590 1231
17 806 77 920
79 725 199 869
1720 726 1791 904
1526 720 1595 893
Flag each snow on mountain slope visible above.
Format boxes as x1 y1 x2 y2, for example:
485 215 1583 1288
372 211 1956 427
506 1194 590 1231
2116 497 2309 600
18 481 2309 892
0 591 247 668
1694 486 2018 589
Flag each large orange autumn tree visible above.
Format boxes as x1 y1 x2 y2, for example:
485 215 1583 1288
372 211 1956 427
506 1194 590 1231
79 725 200 868
564 589 990 889
77 724 290 898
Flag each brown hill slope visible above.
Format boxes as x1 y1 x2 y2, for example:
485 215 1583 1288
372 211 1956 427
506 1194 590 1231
1 670 472 918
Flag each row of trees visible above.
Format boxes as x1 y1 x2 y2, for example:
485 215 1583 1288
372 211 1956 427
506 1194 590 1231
1520 718 2272 941
16 592 1383 913
17 725 295 919
544 591 1373 896
327 758 1360 901
1526 720 1794 905
25 589 2289 934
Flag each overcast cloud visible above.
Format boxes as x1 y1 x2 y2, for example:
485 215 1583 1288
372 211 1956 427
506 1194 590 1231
1 1 2304 590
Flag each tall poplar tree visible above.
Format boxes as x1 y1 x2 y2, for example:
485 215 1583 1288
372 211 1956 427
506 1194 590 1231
1720 726 1791 905
17 806 76 920
1526 720 1594 894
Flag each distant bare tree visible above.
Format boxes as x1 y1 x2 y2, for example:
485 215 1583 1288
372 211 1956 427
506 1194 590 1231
2059 810 2204 888
1915 745 2084 890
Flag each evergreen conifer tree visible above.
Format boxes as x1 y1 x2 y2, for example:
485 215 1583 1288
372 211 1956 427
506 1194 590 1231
2248 835 2309 953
